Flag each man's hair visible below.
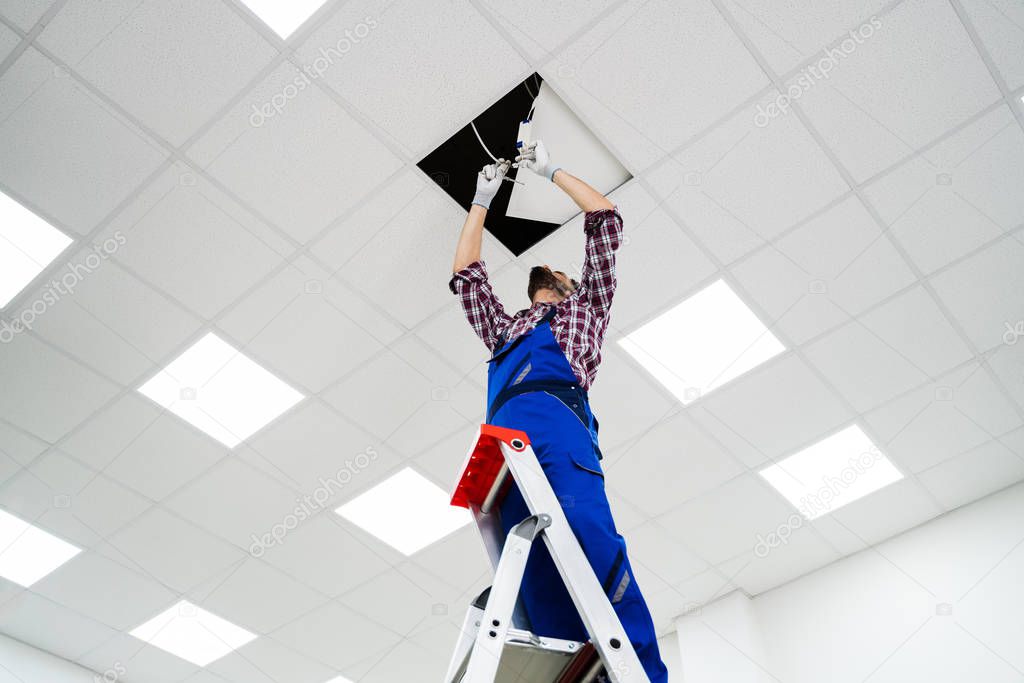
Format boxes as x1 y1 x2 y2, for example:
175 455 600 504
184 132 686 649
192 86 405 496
528 266 560 301
527 266 578 301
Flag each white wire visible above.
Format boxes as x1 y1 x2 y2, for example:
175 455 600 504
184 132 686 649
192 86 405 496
470 120 500 163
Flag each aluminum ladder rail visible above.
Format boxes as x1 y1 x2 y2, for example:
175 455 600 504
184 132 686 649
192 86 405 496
444 424 650 683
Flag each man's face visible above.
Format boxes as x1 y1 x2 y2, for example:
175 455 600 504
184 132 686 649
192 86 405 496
528 265 578 302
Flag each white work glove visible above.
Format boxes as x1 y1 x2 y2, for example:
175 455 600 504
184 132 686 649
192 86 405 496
471 160 509 209
515 139 560 181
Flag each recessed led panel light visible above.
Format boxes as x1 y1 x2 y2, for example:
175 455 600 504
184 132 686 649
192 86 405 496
130 600 256 666
0 509 81 587
336 468 471 555
238 0 327 38
324 677 355 683
0 192 73 308
138 332 304 448
618 279 785 404
759 425 904 519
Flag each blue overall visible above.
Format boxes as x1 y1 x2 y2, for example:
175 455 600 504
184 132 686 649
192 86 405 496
487 307 669 683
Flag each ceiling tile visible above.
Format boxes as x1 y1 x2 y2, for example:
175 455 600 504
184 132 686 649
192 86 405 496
732 195 917 344
0 22 19 61
586 345 677 452
338 185 510 329
658 474 797 564
865 362 1023 473
101 507 245 594
191 558 327 635
164 456 302 549
476 0 619 62
270 601 401 671
719 0 892 74
206 636 335 683
218 254 403 356
828 476 941 545
101 411 229 502
863 105 1024 274
0 333 120 442
551 0 768 168
918 429 1024 510
38 0 278 146
101 164 291 320
322 349 436 442
987 339 1024 411
648 89 849 265
77 633 200 683
720 522 839 595
58 393 161 471
31 551 177 630
791 0 1001 181
356 636 448 683
260 514 396 598
689 354 852 468
930 234 1024 352
310 168 428 272
858 286 973 378
0 0 50 30
296 0 528 155
243 400 400 494
959 0 1024 90
0 591 118 661
338 563 460 638
26 246 202 384
0 450 150 548
606 412 743 517
803 319 929 413
0 421 49 466
214 266 384 394
188 62 402 243
0 48 166 235
624 520 708 595
525 180 717 332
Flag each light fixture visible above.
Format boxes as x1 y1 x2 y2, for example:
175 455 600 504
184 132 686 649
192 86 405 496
237 0 328 38
619 279 786 404
130 600 257 666
138 332 303 448
759 424 903 519
335 467 471 555
0 509 81 587
0 191 73 309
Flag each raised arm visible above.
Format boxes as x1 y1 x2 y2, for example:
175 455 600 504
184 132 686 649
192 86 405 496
450 162 514 351
516 140 621 315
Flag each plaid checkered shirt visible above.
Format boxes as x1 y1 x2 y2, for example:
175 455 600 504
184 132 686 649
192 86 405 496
448 208 623 391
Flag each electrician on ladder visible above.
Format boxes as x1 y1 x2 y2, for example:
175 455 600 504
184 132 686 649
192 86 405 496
449 139 669 683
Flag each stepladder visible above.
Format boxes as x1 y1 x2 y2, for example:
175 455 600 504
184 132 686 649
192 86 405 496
444 424 651 683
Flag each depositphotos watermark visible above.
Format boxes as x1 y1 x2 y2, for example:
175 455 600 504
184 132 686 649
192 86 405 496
755 16 882 127
0 232 127 344
249 15 379 127
754 445 884 558
248 446 379 556
93 662 126 683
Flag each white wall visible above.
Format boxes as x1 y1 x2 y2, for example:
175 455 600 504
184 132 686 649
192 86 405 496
0 634 106 683
674 481 1024 682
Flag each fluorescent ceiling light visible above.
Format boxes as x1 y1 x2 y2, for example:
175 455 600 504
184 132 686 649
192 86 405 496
138 332 303 448
0 191 73 308
130 600 256 666
237 0 327 38
336 468 471 555
618 279 785 404
759 425 903 519
324 678 355 683
0 509 81 587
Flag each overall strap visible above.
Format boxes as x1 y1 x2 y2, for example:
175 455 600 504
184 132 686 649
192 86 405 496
491 305 558 358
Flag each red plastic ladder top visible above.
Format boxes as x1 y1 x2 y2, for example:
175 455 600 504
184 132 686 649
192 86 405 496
450 424 531 509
